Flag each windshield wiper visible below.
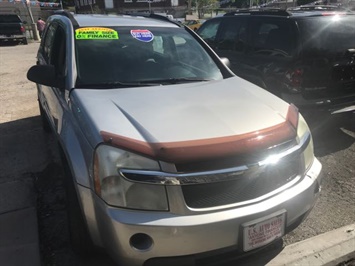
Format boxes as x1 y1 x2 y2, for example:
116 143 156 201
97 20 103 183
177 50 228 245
76 78 211 88
75 81 157 89
138 77 211 85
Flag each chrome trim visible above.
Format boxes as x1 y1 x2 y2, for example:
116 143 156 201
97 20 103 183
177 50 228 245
120 131 311 185
120 165 248 185
258 131 310 166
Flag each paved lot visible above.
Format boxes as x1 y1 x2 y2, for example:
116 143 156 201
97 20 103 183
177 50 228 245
0 42 354 265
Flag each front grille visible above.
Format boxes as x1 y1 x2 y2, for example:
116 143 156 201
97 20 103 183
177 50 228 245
182 156 301 209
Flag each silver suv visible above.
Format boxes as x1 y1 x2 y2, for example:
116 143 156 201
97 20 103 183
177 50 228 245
27 11 322 266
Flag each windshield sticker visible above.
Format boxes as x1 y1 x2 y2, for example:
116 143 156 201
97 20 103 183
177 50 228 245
130 29 154 42
75 27 119 40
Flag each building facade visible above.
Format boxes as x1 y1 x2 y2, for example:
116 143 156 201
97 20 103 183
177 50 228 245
74 0 187 16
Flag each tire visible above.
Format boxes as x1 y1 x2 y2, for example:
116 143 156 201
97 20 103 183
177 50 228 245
23 38 28 45
61 152 95 254
38 101 52 133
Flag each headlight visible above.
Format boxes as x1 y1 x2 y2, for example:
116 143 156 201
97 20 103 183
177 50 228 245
259 105 314 171
93 145 169 211
297 113 314 171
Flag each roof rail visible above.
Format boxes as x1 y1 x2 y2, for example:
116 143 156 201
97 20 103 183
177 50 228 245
52 10 75 20
123 12 182 27
224 8 292 16
287 5 346 11
51 10 79 26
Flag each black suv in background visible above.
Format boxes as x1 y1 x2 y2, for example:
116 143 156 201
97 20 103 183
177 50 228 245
0 14 28 45
197 8 355 114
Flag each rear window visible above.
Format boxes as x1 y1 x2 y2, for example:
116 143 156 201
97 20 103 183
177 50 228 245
0 15 21 23
298 15 355 56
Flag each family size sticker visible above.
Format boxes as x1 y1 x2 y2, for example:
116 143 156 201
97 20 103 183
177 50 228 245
75 27 119 40
130 29 154 42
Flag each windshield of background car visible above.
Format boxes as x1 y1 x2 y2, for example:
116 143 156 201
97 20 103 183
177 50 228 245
74 26 223 87
297 15 355 57
0 15 21 23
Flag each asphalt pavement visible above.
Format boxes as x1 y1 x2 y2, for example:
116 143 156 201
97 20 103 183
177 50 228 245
0 168 354 265
0 176 40 266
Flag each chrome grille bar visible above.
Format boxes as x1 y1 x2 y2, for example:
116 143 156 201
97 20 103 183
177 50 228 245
120 131 311 185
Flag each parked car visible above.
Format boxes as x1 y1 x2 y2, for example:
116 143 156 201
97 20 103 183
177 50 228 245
27 11 322 266
197 8 355 114
0 14 28 45
184 19 205 31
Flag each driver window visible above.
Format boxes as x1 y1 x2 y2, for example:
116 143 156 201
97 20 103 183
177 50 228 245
50 25 66 77
197 19 222 48
43 23 56 62
216 18 246 53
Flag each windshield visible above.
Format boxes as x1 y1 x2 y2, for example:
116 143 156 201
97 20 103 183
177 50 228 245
0 15 21 23
74 26 223 88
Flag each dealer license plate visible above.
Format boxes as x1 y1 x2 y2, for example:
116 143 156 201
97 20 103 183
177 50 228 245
242 210 286 252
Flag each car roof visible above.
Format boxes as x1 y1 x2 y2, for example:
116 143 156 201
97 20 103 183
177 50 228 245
54 12 180 28
222 7 355 19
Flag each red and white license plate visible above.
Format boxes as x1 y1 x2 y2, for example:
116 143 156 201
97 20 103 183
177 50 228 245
242 211 286 252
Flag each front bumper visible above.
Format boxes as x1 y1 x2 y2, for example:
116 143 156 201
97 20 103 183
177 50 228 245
78 158 322 266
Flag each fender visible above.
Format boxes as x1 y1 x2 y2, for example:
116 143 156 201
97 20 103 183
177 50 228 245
58 111 93 188
57 127 104 247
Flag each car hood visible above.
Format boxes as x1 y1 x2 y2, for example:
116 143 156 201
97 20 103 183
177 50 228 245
70 76 296 163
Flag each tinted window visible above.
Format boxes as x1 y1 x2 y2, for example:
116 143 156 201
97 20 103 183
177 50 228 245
50 26 66 77
43 23 57 62
298 16 355 56
75 26 223 86
249 18 296 56
0 15 21 23
197 18 222 45
215 17 247 52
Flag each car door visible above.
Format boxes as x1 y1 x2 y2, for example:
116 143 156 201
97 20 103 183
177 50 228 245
244 17 297 94
212 17 267 87
37 21 67 134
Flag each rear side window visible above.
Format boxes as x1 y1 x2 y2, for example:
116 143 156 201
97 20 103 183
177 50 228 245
0 15 21 23
298 16 355 57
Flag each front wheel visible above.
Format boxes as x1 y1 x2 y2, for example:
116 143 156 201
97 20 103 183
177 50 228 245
22 38 28 45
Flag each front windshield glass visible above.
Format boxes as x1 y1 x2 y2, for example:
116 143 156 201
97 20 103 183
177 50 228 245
74 26 223 87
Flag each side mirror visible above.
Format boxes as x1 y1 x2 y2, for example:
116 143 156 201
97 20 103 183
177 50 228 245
220 57 231 68
27 65 65 89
